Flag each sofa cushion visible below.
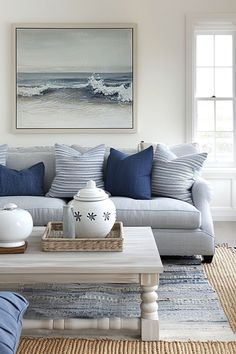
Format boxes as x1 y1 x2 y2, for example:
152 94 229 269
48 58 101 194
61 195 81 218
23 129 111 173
0 292 28 354
139 141 200 156
111 196 201 229
0 144 8 166
0 163 45 196
105 146 153 200
170 142 200 157
47 144 105 198
152 144 207 204
0 196 66 226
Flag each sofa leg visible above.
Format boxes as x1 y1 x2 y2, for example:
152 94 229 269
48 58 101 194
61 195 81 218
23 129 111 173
202 255 214 263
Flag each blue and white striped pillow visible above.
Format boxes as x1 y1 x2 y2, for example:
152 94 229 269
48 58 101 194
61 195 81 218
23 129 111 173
0 144 8 165
152 144 207 204
47 144 105 198
0 292 28 354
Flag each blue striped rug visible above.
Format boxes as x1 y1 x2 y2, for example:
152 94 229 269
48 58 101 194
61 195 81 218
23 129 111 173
2 257 228 326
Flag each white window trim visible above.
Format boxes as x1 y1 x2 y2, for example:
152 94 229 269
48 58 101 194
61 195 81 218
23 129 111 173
186 13 236 170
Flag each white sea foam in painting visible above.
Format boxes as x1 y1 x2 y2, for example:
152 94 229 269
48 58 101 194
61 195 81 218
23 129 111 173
88 75 132 103
17 84 50 97
17 72 133 129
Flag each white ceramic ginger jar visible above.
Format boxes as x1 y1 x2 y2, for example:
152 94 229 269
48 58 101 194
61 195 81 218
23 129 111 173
0 203 33 247
70 180 116 238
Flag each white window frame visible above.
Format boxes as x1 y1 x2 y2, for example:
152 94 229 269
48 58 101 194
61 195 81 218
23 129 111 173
186 13 236 167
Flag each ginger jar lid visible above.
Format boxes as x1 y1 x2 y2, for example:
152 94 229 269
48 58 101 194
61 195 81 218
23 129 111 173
1 203 18 212
73 180 109 202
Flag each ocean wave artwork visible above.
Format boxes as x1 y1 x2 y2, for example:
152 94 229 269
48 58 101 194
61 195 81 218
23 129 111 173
15 26 134 130
17 72 133 129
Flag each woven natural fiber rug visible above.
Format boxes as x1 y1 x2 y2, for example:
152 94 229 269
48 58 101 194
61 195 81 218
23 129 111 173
17 338 236 354
203 245 236 333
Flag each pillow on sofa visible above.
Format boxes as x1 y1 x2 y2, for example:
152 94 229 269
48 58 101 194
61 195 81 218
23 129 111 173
0 144 8 166
105 146 153 200
152 144 207 204
0 162 45 196
47 144 105 198
0 292 28 354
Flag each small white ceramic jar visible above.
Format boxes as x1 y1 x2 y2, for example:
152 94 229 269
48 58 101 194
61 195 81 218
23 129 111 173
70 180 116 238
0 203 33 247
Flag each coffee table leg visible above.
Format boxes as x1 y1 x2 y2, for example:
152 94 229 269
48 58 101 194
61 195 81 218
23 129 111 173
140 273 159 341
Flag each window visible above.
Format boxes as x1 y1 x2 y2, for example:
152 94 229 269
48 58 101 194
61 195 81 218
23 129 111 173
186 15 236 167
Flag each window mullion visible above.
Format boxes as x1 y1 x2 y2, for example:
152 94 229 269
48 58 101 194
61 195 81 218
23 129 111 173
233 32 236 165
214 99 217 162
213 35 217 163
213 34 216 97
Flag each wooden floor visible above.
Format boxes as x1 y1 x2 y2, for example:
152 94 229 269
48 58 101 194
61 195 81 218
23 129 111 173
162 223 236 342
214 221 236 247
160 321 236 341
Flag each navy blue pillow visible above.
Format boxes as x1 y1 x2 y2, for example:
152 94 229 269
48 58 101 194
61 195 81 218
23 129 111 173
105 146 153 200
0 162 45 196
0 292 28 354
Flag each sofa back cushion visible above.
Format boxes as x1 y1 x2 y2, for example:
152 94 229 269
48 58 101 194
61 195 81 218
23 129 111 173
139 141 200 156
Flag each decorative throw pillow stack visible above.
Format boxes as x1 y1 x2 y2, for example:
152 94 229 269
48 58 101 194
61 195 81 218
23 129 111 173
105 143 207 204
0 142 207 203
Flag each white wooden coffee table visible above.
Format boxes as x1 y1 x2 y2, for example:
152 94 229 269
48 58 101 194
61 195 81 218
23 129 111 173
0 226 163 341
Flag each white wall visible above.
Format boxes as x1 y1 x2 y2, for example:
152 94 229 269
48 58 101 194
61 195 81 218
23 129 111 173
1 0 236 148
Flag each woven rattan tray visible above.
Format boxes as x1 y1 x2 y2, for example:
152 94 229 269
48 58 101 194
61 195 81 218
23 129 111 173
42 221 123 252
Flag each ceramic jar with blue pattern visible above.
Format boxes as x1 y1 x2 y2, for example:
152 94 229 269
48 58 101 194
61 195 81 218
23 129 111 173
70 180 116 238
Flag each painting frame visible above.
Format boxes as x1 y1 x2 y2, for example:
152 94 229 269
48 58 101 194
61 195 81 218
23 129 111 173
13 23 136 133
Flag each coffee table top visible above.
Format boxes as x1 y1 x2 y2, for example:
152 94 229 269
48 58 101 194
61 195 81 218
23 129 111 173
0 226 163 275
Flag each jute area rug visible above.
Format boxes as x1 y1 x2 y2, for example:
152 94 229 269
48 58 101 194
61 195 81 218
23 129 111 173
17 246 236 354
203 246 236 333
17 338 236 354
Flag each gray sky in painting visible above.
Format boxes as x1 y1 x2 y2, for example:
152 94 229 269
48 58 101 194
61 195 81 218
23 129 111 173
17 28 132 73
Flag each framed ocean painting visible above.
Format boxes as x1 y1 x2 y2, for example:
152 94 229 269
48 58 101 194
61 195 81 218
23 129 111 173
13 24 136 133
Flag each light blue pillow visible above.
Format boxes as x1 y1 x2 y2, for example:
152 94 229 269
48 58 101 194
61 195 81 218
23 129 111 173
47 144 105 198
0 162 45 196
152 144 207 204
0 292 28 354
105 146 153 200
0 144 8 166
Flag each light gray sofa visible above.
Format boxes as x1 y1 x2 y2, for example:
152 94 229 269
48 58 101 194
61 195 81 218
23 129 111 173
0 143 214 262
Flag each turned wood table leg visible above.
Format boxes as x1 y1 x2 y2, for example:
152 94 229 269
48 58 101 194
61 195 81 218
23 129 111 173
140 273 159 341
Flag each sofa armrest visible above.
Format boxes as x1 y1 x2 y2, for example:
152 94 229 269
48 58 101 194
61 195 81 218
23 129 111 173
192 178 214 237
